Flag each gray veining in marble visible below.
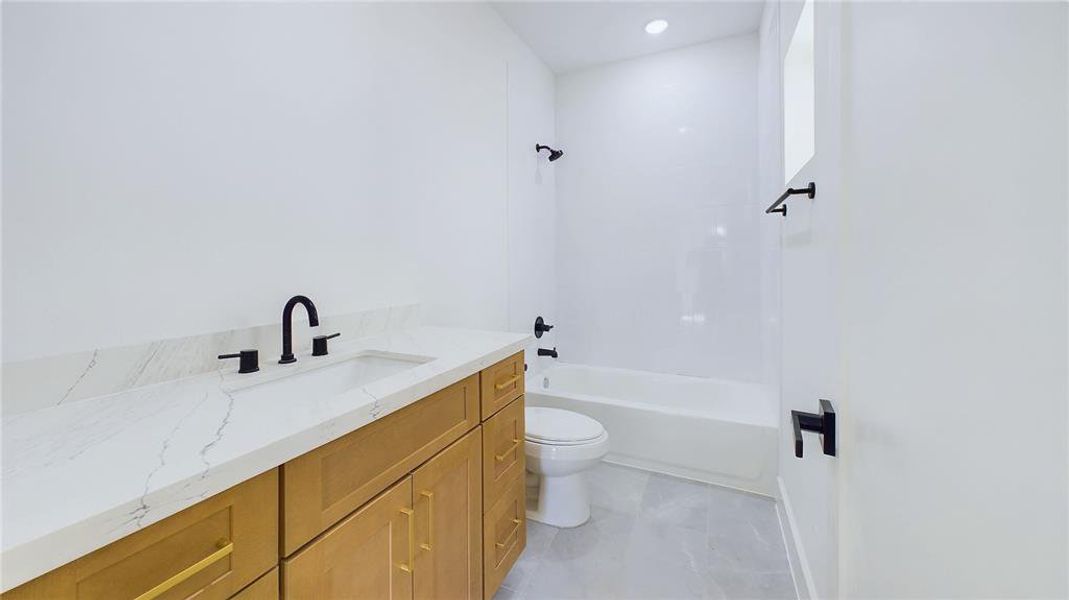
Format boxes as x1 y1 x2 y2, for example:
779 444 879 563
2 303 421 416
2 325 529 592
499 463 796 600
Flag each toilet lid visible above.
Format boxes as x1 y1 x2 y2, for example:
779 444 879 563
525 407 605 445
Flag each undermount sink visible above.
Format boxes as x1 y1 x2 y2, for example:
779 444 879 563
230 351 433 399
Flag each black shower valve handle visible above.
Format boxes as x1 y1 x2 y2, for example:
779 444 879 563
534 316 555 338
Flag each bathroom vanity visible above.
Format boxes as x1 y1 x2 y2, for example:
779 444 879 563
0 330 528 600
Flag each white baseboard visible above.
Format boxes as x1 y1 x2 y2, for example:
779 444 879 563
601 455 776 498
777 476 818 600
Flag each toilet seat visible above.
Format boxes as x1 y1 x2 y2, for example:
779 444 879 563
525 407 605 446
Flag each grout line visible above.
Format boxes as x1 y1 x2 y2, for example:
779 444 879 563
504 59 512 331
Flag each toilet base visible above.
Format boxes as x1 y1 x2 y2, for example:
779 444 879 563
527 472 591 528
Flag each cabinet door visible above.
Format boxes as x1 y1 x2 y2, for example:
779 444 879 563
412 428 483 600
283 478 414 600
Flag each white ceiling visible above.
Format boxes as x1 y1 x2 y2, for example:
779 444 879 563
491 1 764 74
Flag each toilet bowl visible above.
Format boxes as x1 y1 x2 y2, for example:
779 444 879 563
525 406 609 528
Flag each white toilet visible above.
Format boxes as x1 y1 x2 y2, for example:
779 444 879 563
525 406 609 528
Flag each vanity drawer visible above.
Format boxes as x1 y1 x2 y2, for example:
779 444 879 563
480 352 524 420
482 475 526 600
482 396 525 510
1 469 278 600
281 374 480 555
231 566 278 600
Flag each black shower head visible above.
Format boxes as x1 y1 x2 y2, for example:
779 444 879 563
536 144 564 162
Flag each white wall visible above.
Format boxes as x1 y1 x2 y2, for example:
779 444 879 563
554 36 763 381
837 2 1067 597
757 4 784 393
2 2 555 363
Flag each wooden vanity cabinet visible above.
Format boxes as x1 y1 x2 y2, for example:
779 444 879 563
3 353 527 600
280 374 480 556
282 417 486 600
0 469 278 600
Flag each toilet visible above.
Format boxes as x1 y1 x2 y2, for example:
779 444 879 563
524 406 609 528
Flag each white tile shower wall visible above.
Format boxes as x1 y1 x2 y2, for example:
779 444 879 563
757 3 783 390
555 35 762 381
2 304 420 417
505 53 558 377
2 3 554 363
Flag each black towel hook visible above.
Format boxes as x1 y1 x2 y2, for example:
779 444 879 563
766 182 816 217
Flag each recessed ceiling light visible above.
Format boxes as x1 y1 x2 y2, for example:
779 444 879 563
645 19 668 35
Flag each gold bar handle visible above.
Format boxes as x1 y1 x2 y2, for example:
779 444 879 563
495 518 522 551
419 491 434 551
495 439 520 462
133 540 233 600
397 508 415 573
494 374 521 391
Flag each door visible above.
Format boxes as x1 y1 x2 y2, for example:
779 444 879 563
777 2 1068 597
283 478 414 600
833 3 1067 597
412 428 483 600
775 0 842 597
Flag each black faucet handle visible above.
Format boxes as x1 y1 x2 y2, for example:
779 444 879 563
218 349 259 374
534 316 555 338
312 333 341 357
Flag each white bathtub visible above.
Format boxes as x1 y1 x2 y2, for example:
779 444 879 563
526 363 778 496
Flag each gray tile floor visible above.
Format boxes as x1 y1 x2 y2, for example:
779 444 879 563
496 462 796 600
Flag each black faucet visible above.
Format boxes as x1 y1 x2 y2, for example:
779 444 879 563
279 295 320 364
537 347 558 358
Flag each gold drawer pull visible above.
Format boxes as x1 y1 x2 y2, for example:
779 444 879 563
494 374 521 391
133 540 233 600
419 491 434 551
495 518 522 551
397 508 415 573
495 439 520 462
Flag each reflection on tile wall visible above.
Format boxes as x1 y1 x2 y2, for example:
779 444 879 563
555 35 762 381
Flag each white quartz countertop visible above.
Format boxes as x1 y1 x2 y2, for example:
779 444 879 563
0 326 530 592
